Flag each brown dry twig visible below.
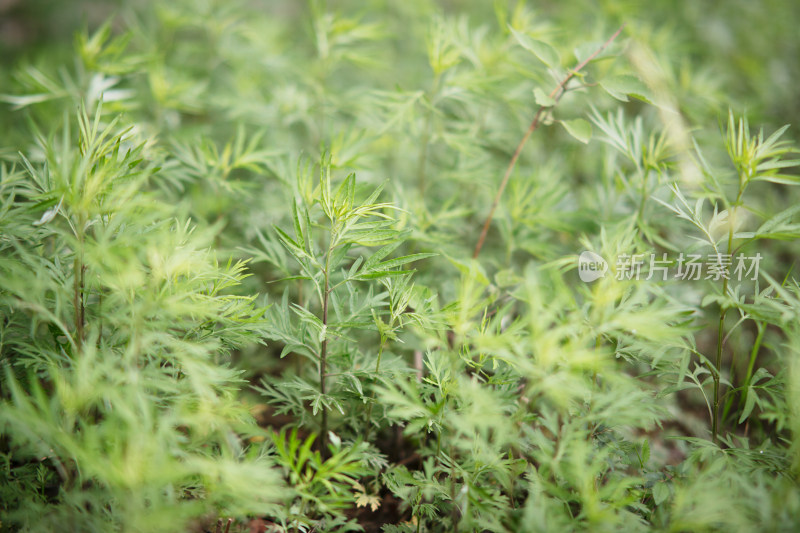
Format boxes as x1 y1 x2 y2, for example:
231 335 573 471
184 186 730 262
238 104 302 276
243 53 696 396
215 518 233 533
473 23 627 259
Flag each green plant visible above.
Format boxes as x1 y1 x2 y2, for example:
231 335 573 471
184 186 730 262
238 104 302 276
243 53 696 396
0 105 282 531
270 428 370 531
653 111 800 442
255 158 433 443
2 1 800 532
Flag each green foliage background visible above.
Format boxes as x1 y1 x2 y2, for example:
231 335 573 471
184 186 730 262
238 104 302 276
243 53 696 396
1 0 800 531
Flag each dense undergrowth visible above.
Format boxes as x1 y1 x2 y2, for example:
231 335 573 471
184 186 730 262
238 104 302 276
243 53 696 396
2 1 800 531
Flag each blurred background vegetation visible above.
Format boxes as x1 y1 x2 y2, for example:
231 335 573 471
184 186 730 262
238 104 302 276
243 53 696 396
2 0 799 124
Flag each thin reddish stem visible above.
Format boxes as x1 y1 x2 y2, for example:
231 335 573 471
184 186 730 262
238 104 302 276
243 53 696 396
473 23 627 259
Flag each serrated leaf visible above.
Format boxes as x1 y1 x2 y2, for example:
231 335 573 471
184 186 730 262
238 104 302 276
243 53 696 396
653 482 669 506
280 344 297 358
701 293 726 308
658 382 697 397
756 158 800 172
291 202 305 248
32 196 64 226
361 182 386 208
739 388 758 423
750 367 773 385
560 119 592 144
756 204 800 236
355 269 415 280
355 492 381 512
752 174 800 185
291 304 324 332
347 256 364 279
328 242 352 271
274 226 305 259
533 87 555 107
268 275 312 284
509 27 561 68
363 242 403 271
373 253 437 272
346 229 400 246
600 74 652 103
334 173 356 214
343 373 364 397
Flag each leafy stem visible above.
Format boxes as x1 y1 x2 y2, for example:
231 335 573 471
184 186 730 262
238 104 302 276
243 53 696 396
473 23 626 259
711 267 728 442
712 183 745 442
319 226 335 454
363 340 386 443
72 239 85 353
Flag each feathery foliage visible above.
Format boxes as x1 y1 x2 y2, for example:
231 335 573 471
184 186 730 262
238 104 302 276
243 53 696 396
2 0 800 531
